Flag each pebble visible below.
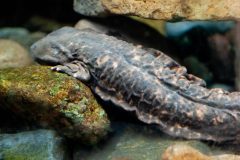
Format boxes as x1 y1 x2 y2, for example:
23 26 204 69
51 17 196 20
0 39 33 69
0 27 46 48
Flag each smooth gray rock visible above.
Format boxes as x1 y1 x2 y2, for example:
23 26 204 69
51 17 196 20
74 0 106 16
75 19 109 33
0 27 46 48
165 21 235 38
0 130 68 160
0 39 33 69
0 28 29 38
0 28 31 47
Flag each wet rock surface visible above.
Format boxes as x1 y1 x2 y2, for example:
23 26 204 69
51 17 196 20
165 21 235 38
163 144 240 160
0 130 68 160
0 65 110 144
0 27 46 48
74 0 240 20
162 144 211 160
73 122 239 160
0 39 33 69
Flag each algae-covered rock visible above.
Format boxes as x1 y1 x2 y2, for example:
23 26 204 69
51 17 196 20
0 130 68 160
0 65 110 144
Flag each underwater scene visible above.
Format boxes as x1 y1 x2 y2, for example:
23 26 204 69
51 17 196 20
0 0 240 159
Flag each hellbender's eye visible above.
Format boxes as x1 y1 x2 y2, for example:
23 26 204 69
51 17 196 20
72 53 78 58
50 42 65 55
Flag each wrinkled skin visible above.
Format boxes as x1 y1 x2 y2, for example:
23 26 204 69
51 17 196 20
31 27 240 143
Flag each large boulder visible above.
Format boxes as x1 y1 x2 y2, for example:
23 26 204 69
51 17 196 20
74 0 240 20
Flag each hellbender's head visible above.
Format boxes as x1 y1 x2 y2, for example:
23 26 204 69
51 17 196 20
31 27 80 65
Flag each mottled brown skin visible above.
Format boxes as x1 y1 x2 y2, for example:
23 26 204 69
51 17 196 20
31 27 240 143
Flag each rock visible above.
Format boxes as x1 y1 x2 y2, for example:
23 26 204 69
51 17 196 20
0 130 68 160
0 66 110 144
29 32 47 47
162 144 240 160
214 154 240 160
162 144 210 160
74 0 106 16
73 122 237 160
74 0 240 20
0 28 29 40
165 21 235 38
0 39 33 69
0 27 45 48
75 19 111 34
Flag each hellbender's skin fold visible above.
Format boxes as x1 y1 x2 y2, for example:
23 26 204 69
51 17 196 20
31 27 240 143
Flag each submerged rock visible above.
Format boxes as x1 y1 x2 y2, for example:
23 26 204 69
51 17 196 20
165 21 235 38
74 122 238 160
0 130 68 160
162 144 240 160
0 66 110 144
0 28 30 43
75 19 110 34
0 27 45 48
162 144 210 160
0 39 33 69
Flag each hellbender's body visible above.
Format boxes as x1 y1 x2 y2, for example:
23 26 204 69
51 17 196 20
31 27 240 143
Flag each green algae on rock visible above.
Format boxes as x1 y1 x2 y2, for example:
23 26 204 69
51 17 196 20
0 65 110 144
